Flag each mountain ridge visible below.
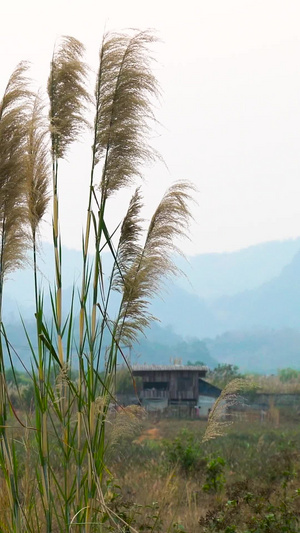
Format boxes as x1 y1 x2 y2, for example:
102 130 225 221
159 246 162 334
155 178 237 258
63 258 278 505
3 238 300 373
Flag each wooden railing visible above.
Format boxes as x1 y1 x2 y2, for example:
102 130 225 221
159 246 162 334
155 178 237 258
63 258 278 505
141 389 169 399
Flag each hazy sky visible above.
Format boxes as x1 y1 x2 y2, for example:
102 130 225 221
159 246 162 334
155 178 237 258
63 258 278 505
1 0 300 255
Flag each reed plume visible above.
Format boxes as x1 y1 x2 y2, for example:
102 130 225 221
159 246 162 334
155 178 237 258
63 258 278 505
202 378 251 442
48 36 89 160
0 62 32 296
94 30 159 201
24 94 50 309
116 181 195 343
25 94 50 242
109 405 146 447
112 187 144 288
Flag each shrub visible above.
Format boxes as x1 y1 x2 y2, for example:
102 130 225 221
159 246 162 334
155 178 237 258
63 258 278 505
164 429 205 473
202 456 226 494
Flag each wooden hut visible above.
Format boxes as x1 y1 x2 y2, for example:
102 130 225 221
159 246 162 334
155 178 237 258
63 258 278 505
132 364 220 413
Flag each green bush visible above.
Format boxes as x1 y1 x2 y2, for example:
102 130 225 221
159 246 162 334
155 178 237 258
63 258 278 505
202 456 226 493
163 429 205 473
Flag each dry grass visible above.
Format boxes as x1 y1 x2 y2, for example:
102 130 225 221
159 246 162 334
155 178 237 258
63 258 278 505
106 417 300 532
251 374 300 393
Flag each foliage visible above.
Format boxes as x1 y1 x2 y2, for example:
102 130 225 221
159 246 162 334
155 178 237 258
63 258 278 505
115 366 142 396
163 428 205 473
199 488 300 532
5 368 31 386
207 364 243 388
247 371 300 393
163 429 226 491
202 456 226 493
278 367 300 383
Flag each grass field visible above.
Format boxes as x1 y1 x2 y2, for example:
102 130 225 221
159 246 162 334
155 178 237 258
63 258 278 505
102 415 300 532
1 391 300 531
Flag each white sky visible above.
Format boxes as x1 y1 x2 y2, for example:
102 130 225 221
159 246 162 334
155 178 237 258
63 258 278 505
1 0 300 255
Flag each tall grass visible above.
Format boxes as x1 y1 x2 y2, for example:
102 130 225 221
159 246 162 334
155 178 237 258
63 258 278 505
0 30 194 531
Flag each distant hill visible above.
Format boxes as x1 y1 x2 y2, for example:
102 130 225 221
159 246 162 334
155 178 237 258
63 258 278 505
176 238 300 299
150 246 300 337
208 249 300 332
132 323 218 368
149 283 218 338
3 237 300 373
4 237 300 319
3 317 219 371
205 328 300 374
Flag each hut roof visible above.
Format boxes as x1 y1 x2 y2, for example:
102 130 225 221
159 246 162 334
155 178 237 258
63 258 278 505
132 364 208 372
